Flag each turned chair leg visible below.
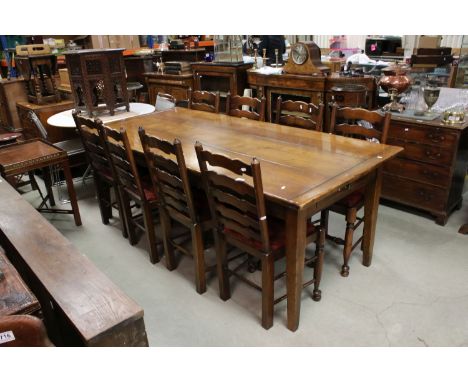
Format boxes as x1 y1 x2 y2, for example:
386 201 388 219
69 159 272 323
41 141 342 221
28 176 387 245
261 253 274 330
342 207 357 277
192 224 206 294
121 191 138 246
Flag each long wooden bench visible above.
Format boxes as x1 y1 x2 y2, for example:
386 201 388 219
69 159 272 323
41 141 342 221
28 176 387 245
0 178 148 346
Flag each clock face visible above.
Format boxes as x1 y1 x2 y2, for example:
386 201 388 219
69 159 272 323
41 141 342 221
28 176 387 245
291 44 308 65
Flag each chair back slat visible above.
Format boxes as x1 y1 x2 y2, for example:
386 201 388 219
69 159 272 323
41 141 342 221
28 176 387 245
330 106 391 144
101 125 144 198
226 94 266 121
139 128 198 223
73 112 113 178
188 89 220 113
275 97 324 131
155 92 176 112
195 142 271 253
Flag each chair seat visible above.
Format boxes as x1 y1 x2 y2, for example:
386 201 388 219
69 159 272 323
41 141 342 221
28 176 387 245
335 188 365 208
225 217 317 253
54 138 85 156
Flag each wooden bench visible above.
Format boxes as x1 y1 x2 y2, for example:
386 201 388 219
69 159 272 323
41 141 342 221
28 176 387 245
0 179 148 346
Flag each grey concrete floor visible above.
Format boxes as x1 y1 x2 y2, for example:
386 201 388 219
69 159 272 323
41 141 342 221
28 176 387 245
25 177 468 346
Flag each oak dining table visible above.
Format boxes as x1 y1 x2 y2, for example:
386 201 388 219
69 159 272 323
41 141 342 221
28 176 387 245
107 107 403 331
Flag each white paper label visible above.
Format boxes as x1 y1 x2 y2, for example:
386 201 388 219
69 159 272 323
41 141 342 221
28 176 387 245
0 330 15 344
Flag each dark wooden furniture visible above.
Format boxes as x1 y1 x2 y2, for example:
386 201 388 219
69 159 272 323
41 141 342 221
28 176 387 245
124 55 155 92
16 100 76 143
101 125 160 264
275 97 324 131
73 113 127 237
323 107 391 277
160 48 206 62
107 108 402 331
459 223 468 234
381 116 468 225
195 143 325 329
64 49 129 117
0 249 40 316
0 180 148 346
247 71 377 124
15 54 60 105
188 89 220 113
145 73 193 106
0 78 28 132
0 132 22 146
192 62 253 112
0 315 53 346
139 129 212 293
226 94 266 121
0 139 82 226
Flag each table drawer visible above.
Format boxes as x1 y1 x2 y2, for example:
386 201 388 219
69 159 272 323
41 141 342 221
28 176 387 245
388 123 458 148
387 138 454 166
382 174 447 211
383 157 452 187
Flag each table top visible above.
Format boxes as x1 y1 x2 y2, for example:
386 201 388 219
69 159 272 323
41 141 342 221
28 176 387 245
47 102 156 129
0 139 64 174
107 108 402 209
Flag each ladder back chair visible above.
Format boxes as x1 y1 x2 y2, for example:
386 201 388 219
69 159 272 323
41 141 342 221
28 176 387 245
275 97 324 131
322 106 391 277
139 128 213 294
188 89 220 113
101 124 161 264
72 112 127 237
195 142 325 329
155 92 176 112
226 93 266 121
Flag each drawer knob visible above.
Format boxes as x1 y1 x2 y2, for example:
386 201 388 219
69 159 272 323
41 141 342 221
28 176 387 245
425 150 441 160
427 133 445 143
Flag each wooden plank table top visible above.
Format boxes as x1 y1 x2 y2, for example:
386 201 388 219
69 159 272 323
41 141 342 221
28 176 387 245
108 108 401 209
108 107 403 331
0 179 148 345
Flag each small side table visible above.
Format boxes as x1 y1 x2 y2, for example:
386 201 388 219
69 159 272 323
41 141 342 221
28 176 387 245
0 139 81 226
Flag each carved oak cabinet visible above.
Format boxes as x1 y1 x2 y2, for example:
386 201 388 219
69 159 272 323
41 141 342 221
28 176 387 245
381 116 468 225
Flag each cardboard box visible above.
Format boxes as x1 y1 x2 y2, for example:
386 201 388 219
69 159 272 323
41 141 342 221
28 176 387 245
90 35 110 49
418 36 442 49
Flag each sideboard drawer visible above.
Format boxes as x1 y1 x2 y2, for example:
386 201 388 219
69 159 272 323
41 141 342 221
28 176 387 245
388 123 458 148
383 157 452 187
387 138 454 166
382 174 447 211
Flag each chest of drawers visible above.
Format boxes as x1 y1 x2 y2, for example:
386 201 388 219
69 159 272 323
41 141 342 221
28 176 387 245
381 116 468 225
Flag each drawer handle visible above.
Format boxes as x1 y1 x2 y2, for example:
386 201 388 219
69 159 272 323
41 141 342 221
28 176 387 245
427 133 446 143
422 169 439 178
418 190 433 202
425 150 441 160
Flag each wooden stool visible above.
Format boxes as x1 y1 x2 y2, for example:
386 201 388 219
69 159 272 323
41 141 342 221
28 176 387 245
0 139 81 226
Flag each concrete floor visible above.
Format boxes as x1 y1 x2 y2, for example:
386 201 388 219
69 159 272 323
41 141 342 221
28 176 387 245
26 177 468 346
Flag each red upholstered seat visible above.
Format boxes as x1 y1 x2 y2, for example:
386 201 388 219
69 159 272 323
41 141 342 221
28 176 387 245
336 188 365 208
142 179 158 201
224 216 317 253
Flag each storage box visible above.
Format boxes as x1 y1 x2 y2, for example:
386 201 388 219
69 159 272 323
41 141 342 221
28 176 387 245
418 36 442 49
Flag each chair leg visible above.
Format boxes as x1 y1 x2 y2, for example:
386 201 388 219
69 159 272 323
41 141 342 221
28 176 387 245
192 224 206 294
94 175 111 225
121 190 138 246
113 185 128 238
342 208 357 277
214 229 230 301
159 207 176 271
312 227 325 301
142 202 159 264
261 253 274 330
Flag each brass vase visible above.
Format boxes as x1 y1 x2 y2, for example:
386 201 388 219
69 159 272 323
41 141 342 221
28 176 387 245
379 64 411 113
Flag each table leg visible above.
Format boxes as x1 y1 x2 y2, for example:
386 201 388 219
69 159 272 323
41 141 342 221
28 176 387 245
285 207 306 332
362 169 382 267
61 160 82 226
